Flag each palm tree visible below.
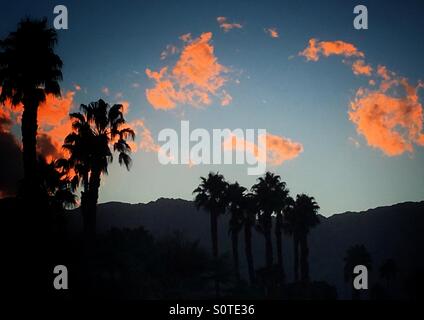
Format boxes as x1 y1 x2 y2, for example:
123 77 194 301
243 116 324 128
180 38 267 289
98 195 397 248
288 194 320 282
274 186 290 280
226 182 246 282
251 172 286 269
193 172 228 297
63 99 135 237
344 244 372 300
38 157 77 211
0 18 63 193
243 193 257 285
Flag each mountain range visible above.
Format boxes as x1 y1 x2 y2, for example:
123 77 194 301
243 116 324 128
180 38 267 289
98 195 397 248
66 199 424 299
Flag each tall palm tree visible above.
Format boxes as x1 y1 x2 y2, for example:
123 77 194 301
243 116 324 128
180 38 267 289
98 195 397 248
63 99 135 237
288 194 320 282
274 186 290 280
193 172 228 297
344 244 372 300
251 172 286 269
226 182 246 282
0 18 63 193
243 193 257 285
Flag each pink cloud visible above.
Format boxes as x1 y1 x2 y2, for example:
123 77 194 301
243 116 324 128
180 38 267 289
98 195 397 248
217 17 243 32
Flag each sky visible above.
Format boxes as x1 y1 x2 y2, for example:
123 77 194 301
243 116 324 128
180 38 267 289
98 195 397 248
1 0 423 216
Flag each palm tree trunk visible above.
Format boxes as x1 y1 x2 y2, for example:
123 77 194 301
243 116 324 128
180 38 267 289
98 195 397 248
293 235 299 282
244 223 255 285
265 228 273 268
210 210 220 297
300 233 309 282
231 230 240 282
86 168 101 238
21 100 39 193
275 214 285 280
264 214 273 268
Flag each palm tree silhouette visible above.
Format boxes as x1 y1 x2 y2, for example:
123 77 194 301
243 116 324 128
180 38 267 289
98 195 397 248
193 172 228 297
243 193 257 285
38 157 76 211
63 99 135 237
251 172 286 269
0 18 63 194
287 194 320 282
226 182 246 282
274 184 290 280
344 244 372 300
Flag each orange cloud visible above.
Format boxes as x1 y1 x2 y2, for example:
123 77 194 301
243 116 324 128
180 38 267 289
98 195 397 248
377 65 392 81
126 119 160 153
349 78 424 156
300 39 364 61
265 27 279 38
37 91 76 162
217 17 243 32
145 32 230 109
352 60 372 76
0 88 75 162
223 133 303 166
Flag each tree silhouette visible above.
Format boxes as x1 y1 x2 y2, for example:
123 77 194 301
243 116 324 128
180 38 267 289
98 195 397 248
38 157 76 211
274 184 290 280
0 18 63 194
226 182 246 282
243 193 257 285
251 172 286 270
344 244 372 300
63 99 134 237
288 194 320 282
193 172 228 297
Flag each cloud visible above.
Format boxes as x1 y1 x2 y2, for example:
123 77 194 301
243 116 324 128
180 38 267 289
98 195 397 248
160 44 179 60
220 91 232 106
348 137 361 148
300 38 364 62
37 91 76 162
217 17 243 32
179 33 192 42
1 90 76 163
265 27 279 38
102 87 110 95
127 119 162 155
349 77 424 156
145 32 230 110
352 60 372 76
223 132 303 166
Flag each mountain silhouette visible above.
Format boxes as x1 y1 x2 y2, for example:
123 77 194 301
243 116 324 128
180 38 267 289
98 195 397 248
62 198 424 299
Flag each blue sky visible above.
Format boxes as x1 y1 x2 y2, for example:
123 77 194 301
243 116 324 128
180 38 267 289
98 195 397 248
1 0 423 215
